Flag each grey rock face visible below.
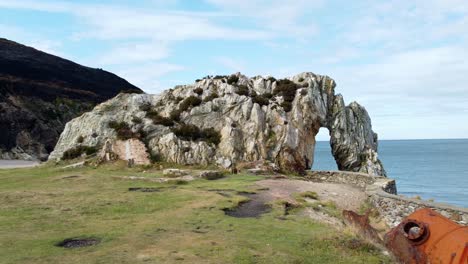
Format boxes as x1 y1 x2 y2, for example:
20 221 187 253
49 72 386 176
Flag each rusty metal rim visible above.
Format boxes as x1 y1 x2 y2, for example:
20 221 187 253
401 219 431 245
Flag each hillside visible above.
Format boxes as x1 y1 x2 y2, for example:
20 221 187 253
0 38 141 160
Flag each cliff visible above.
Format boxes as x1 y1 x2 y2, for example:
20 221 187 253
49 72 386 176
0 38 141 160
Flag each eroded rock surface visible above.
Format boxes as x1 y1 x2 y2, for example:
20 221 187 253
49 72 386 176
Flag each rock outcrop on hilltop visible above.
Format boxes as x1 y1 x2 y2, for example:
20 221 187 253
49 72 386 176
0 38 141 160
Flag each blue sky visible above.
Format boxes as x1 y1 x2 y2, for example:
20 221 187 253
1 0 467 140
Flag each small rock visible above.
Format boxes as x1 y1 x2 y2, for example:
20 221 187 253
199 170 224 180
247 168 268 175
163 169 188 178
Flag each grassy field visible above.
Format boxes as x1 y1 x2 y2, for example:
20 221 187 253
0 162 392 264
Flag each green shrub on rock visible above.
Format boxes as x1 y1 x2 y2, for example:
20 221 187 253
146 110 174 126
76 135 84 144
193 87 204 95
139 103 152 112
235 85 249 96
281 101 293 112
179 96 202 112
252 94 270 106
273 79 299 112
62 145 97 160
171 123 221 146
227 75 239 85
108 121 138 140
132 116 143 124
203 92 219 103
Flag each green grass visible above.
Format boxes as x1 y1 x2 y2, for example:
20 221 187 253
0 163 392 264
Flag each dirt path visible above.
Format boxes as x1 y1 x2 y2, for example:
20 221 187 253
0 160 40 169
256 178 366 211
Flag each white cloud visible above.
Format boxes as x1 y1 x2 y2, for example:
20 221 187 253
113 63 185 93
0 24 64 55
214 57 245 72
96 42 171 65
205 0 322 37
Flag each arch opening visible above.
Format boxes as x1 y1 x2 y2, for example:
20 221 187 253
311 127 338 171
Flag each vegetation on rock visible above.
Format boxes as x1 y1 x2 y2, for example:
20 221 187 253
273 79 299 112
252 94 271 106
193 87 204 95
145 110 174 127
235 85 249 96
62 145 97 160
227 75 239 85
108 121 139 140
171 123 221 146
203 92 219 103
179 96 202 112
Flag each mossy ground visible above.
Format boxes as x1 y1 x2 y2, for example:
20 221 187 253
0 162 392 263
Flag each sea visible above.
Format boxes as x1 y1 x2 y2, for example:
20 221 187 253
312 139 468 208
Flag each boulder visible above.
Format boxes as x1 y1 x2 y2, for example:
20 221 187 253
199 170 224 180
163 169 189 178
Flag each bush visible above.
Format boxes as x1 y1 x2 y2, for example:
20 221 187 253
149 152 162 163
213 75 227 80
281 101 293 112
193 87 204 95
146 110 174 126
252 94 270 106
203 92 219 103
171 124 221 146
76 135 84 144
139 103 152 112
132 116 143 124
170 109 182 122
227 75 239 85
235 85 249 96
108 121 137 140
62 146 97 160
153 115 174 126
179 96 202 112
273 79 299 112
203 127 222 145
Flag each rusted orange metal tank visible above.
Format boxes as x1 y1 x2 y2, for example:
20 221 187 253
385 208 468 264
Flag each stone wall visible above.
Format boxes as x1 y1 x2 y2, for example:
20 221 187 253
306 170 468 227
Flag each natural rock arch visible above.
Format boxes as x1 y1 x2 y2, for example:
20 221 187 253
49 72 386 176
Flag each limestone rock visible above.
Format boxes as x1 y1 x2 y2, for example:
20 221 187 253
199 170 224 180
50 72 386 176
163 169 189 178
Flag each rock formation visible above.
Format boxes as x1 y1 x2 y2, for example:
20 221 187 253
49 72 386 176
0 38 141 160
